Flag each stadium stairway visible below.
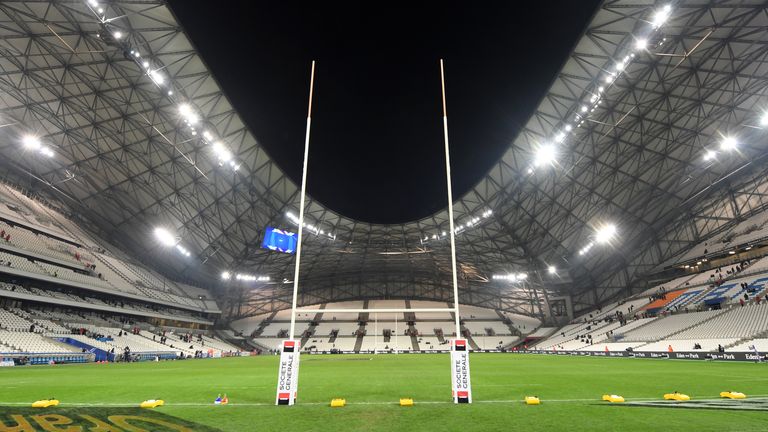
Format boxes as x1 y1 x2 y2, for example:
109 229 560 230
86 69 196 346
312 304 326 322
497 310 524 337
460 326 481 350
408 324 420 351
251 312 278 337
353 327 365 353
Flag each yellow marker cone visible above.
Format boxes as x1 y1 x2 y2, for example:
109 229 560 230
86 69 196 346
663 392 690 401
140 399 165 408
602 394 625 403
720 391 746 399
31 399 59 408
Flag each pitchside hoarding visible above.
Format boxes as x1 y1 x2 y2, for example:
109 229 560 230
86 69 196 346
275 340 300 405
519 350 765 362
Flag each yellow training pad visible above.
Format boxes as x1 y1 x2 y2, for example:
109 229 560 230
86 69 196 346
140 399 165 408
602 394 625 403
663 393 690 401
330 398 346 407
525 396 540 405
399 398 414 406
720 391 746 399
31 399 59 408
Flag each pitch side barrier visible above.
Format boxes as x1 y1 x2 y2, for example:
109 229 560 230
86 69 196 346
517 350 766 362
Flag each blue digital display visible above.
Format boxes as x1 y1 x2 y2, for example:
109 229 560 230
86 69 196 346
261 226 297 254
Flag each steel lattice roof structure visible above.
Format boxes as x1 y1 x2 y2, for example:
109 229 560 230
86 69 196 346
1 1 767 322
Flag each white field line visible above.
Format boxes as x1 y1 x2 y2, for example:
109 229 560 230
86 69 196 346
0 396 766 408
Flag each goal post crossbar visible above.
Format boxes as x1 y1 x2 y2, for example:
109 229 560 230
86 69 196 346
294 308 458 314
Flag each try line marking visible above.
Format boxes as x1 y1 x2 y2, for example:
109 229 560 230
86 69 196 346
0 396 766 408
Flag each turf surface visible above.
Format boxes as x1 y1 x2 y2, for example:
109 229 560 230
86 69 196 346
1 353 767 431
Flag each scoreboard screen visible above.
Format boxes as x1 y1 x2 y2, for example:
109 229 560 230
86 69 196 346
261 227 297 254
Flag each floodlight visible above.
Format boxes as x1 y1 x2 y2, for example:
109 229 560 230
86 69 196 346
179 104 199 124
113 31 123 40
534 144 556 167
564 124 573 132
153 227 176 247
635 39 648 50
581 105 588 112
703 150 716 161
22 135 42 150
595 224 617 244
41 147 54 157
149 70 164 84
652 6 671 27
760 112 768 126
517 273 527 280
88 0 98 7
221 271 231 280
555 132 566 143
142 61 149 69
720 136 737 151
548 266 556 274
203 130 213 141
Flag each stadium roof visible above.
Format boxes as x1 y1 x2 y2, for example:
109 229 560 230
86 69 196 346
1 1 768 320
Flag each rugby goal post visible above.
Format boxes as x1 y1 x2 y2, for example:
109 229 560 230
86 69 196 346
275 60 471 405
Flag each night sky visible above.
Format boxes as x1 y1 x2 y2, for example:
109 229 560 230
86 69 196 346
168 1 601 224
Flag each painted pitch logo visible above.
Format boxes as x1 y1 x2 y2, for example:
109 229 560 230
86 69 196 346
0 407 221 431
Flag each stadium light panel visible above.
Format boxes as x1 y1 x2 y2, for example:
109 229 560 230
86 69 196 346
534 144 556 167
548 265 556 274
22 135 42 150
635 39 648 50
595 224 617 244
720 136 737 151
581 105 588 112
149 70 164 85
760 112 768 126
651 5 671 27
221 271 231 280
153 227 176 247
113 31 123 40
88 0 98 7
178 104 199 124
142 61 149 69
703 150 716 161
564 124 572 132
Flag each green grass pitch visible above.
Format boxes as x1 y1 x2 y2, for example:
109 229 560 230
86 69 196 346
1 354 767 431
